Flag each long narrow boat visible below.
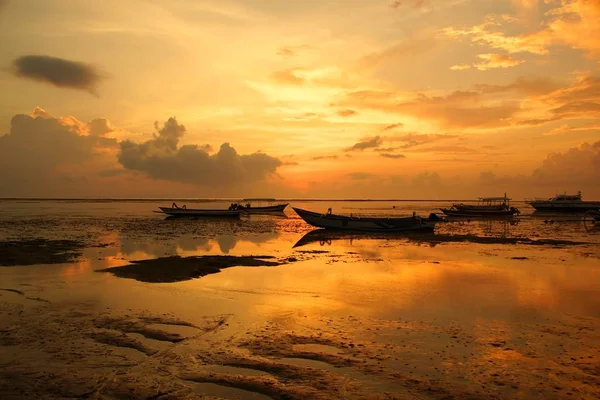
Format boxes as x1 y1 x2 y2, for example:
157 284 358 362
156 203 241 218
441 195 519 217
235 198 289 214
293 207 442 232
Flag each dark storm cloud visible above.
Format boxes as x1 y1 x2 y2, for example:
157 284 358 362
118 118 282 186
12 55 104 95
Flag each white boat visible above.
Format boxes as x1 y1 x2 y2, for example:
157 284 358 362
441 194 519 217
293 207 442 232
526 191 600 212
156 203 241 218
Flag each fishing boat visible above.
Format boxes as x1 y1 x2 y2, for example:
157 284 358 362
441 194 519 217
156 203 241 218
526 191 600 212
293 207 442 232
234 198 289 214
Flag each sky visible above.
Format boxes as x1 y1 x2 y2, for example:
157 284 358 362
0 0 599 199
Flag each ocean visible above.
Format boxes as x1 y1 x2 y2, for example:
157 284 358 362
1 198 599 399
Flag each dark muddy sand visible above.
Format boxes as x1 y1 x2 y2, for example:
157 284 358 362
97 255 288 283
0 238 84 266
1 286 599 399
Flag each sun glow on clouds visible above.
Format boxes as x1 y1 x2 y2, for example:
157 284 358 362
1 0 599 197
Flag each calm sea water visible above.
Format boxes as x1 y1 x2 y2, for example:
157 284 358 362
1 199 599 398
0 198 598 244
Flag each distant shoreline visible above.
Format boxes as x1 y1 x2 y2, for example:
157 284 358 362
0 198 513 202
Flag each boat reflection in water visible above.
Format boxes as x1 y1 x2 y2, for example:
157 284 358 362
292 229 442 248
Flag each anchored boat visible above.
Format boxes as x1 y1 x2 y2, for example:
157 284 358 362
526 191 600 212
156 203 241 218
441 194 519 217
233 198 289 214
293 207 442 232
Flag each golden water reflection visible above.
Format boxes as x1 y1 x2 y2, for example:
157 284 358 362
41 227 600 326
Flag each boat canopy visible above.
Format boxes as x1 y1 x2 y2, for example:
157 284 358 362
479 196 511 201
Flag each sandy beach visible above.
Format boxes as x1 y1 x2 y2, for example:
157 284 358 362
1 200 599 399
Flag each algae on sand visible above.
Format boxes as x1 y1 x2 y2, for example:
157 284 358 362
0 239 84 266
97 255 284 283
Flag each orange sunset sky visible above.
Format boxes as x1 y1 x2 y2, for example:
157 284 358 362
0 0 599 198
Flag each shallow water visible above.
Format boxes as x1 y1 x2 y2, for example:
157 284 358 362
1 199 599 399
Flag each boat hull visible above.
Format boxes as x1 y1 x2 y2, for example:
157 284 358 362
527 202 600 212
293 207 439 232
158 207 241 218
440 208 518 217
238 203 288 214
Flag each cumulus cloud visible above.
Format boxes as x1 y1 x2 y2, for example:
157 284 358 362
0 108 117 196
118 118 282 186
12 55 105 95
532 140 600 186
480 140 600 194
344 136 382 151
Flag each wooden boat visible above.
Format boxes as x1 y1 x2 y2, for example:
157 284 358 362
233 198 289 214
293 207 442 232
156 203 241 218
441 194 519 217
526 191 600 212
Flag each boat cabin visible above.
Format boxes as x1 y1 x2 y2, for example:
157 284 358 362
549 191 582 202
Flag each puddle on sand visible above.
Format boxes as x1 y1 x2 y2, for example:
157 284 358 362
191 382 272 400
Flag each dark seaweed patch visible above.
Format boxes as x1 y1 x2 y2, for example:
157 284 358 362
97 255 283 283
0 239 83 266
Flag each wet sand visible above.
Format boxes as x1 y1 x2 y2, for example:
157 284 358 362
1 200 600 399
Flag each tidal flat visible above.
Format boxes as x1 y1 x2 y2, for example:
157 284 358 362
1 199 599 399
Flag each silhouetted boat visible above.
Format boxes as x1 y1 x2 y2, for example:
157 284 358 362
156 203 241 218
526 191 600 212
441 194 519 217
293 207 442 232
235 198 289 214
